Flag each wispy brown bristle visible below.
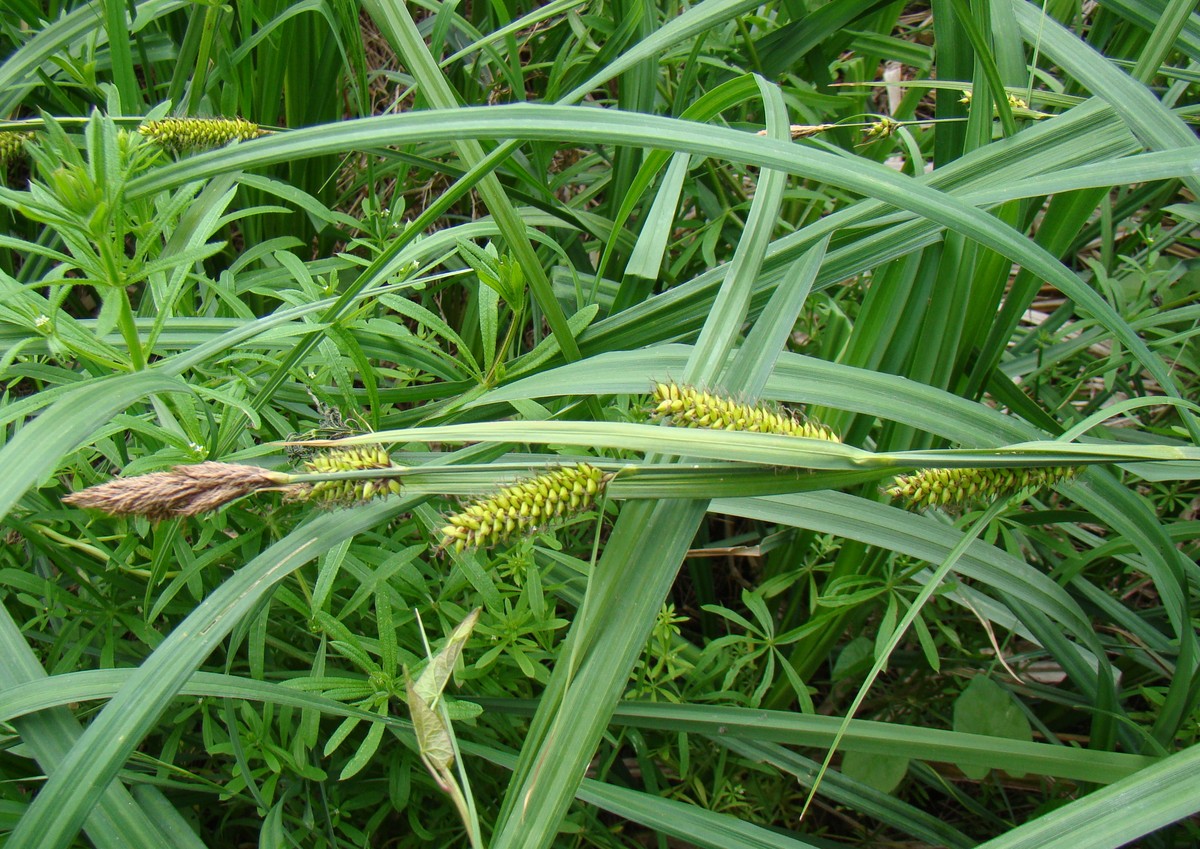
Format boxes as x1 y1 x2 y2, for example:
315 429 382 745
64 462 288 519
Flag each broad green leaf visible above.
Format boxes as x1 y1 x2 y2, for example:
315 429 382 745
841 750 910 795
953 676 1034 779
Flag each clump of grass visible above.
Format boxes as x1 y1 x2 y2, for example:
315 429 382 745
4 1 1198 847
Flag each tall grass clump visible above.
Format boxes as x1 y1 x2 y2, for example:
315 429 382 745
1 1 1198 848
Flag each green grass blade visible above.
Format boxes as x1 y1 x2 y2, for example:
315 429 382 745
473 738 823 849
0 669 397 729
719 738 975 848
713 491 1098 640
490 499 710 848
102 0 141 111
315 420 1199 469
688 75 790 386
721 237 829 397
618 151 690 297
973 740 1200 849
1130 0 1198 81
478 698 1154 783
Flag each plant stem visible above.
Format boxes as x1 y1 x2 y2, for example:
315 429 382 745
115 286 145 370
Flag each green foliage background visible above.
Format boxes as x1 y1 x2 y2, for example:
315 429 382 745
1 0 1198 847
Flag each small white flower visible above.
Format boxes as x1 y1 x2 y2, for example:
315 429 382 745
188 442 205 456
34 314 50 330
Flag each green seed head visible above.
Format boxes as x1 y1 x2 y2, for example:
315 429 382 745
865 117 900 140
440 463 608 551
139 117 267 152
297 446 402 505
886 465 1080 509
649 383 839 442
0 131 33 165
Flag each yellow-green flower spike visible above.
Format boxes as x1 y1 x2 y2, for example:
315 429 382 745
958 90 1029 112
440 463 607 551
886 466 1080 509
649 383 839 442
865 116 900 140
0 131 33 165
299 446 402 505
139 117 267 152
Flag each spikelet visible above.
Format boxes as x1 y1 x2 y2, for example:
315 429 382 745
440 463 607 552
649 383 839 442
294 446 402 505
958 90 1029 110
64 462 288 519
139 117 267 152
0 131 33 165
887 466 1080 509
756 124 837 140
864 116 900 140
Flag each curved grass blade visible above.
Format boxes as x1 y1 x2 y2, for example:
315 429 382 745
687 75 790 385
972 740 1200 849
719 738 974 848
712 491 1097 641
474 698 1153 784
721 237 829 396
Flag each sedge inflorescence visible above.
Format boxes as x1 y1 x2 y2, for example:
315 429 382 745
139 117 267 152
650 383 839 442
864 116 900 140
887 465 1080 509
63 462 287 519
440 463 607 552
296 446 402 505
